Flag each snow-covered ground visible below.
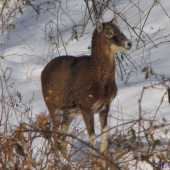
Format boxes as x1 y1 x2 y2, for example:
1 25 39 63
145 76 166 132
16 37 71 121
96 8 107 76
0 0 170 169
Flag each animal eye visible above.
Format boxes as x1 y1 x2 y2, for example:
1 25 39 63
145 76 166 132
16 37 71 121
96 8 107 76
105 30 114 38
107 31 114 36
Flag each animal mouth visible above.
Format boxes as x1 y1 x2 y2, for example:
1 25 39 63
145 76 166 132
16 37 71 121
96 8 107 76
122 46 131 51
125 47 131 50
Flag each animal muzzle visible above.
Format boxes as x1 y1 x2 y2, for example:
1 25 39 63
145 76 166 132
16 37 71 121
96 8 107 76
123 40 132 50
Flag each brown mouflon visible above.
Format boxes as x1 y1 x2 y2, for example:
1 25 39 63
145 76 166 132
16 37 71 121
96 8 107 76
41 20 131 167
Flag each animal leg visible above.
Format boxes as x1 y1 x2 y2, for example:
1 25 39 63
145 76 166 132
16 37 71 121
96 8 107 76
51 111 61 158
99 108 109 169
82 112 96 165
60 113 75 157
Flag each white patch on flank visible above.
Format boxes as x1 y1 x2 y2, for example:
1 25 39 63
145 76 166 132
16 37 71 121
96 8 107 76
88 94 93 97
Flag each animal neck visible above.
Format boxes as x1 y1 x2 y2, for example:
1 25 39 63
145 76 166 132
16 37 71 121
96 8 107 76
90 29 115 78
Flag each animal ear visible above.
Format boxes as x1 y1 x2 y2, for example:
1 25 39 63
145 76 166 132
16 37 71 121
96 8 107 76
110 18 116 23
96 21 103 34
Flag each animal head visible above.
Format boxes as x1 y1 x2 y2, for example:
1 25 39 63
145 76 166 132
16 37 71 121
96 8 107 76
96 20 132 53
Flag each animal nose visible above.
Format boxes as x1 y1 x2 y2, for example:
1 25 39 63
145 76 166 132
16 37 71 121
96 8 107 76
127 42 132 47
125 41 132 49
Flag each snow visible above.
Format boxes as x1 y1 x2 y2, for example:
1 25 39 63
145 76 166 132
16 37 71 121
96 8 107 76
0 0 170 169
